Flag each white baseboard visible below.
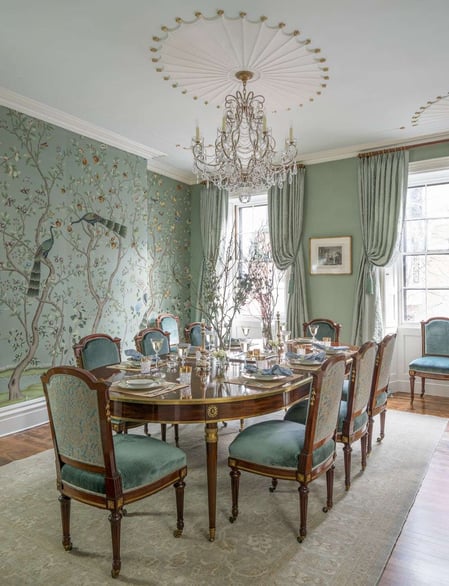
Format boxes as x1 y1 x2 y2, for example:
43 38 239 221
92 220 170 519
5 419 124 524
0 398 48 438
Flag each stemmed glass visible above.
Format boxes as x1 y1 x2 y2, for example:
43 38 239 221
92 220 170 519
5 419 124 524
241 326 250 338
308 325 319 342
151 338 164 371
177 343 189 367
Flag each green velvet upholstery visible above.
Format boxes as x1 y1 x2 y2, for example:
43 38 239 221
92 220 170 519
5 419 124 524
337 401 368 433
341 379 349 401
140 330 170 356
285 399 368 434
81 338 120 370
375 391 387 408
229 419 335 470
157 314 180 347
189 324 202 347
409 356 449 375
303 319 341 343
61 434 187 494
424 319 449 356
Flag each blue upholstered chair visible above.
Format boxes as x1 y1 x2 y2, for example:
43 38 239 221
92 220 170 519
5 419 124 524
184 322 213 347
303 318 342 343
73 333 121 370
73 333 147 435
228 354 347 542
41 366 187 579
134 327 170 356
285 341 377 490
156 313 180 350
409 317 449 407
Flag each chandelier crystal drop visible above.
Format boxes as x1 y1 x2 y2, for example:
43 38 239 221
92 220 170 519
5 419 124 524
192 71 298 203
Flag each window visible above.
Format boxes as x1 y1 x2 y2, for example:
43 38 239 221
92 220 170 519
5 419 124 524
231 195 287 333
401 158 449 323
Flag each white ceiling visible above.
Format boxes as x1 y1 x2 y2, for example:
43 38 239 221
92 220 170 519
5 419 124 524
1 0 449 184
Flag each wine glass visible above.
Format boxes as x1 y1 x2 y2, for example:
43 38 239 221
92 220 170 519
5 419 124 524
241 326 250 338
151 338 164 371
177 343 189 367
308 325 319 342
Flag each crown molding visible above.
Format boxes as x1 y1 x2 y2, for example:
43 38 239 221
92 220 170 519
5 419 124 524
0 86 167 162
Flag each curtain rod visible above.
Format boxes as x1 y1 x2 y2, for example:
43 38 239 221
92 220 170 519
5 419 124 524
358 137 449 158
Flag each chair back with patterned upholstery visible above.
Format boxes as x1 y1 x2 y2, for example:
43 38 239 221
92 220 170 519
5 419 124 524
302 318 342 343
370 333 396 414
42 366 116 485
422 317 449 357
134 327 170 356
350 341 378 418
299 355 347 474
156 313 180 347
73 333 121 370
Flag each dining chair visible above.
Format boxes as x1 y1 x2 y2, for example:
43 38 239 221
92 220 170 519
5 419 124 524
409 317 449 407
134 326 171 356
134 327 179 446
73 333 149 435
228 354 347 542
156 312 180 349
367 332 397 453
41 366 187 579
285 341 377 490
184 322 212 347
303 318 342 343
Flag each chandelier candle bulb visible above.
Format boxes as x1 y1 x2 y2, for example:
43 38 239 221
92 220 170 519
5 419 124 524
195 124 200 141
289 126 294 142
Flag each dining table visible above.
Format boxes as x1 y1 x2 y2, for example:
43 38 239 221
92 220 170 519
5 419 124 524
92 356 313 542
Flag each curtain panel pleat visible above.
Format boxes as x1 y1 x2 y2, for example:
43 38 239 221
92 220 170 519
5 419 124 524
268 168 308 337
352 151 409 345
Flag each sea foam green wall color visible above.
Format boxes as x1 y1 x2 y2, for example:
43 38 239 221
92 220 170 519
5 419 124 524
0 106 191 402
303 157 360 341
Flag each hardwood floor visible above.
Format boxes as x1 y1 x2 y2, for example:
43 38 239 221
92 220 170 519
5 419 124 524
1 391 448 584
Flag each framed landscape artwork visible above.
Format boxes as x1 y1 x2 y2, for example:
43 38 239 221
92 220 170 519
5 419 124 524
309 236 352 275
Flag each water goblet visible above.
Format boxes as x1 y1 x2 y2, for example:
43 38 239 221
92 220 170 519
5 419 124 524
308 325 319 342
177 343 190 367
241 326 250 338
151 338 164 371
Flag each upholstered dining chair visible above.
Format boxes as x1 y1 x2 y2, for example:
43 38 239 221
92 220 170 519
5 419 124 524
409 317 449 407
41 366 187 579
134 326 171 356
134 327 179 446
285 341 377 490
303 318 342 343
156 312 180 350
367 332 397 453
228 354 347 543
184 322 213 347
73 333 149 435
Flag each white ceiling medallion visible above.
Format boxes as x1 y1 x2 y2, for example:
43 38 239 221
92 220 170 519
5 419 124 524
412 92 449 128
150 10 329 112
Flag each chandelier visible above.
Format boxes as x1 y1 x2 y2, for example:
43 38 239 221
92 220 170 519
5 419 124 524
192 71 298 203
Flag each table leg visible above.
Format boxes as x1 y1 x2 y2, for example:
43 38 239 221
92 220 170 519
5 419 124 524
205 422 218 542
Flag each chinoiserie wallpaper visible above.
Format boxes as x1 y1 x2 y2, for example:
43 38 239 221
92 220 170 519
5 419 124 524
0 106 191 404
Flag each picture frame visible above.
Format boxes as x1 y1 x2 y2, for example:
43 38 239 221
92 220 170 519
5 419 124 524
309 236 352 275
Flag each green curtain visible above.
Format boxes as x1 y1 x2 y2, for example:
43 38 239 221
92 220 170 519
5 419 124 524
352 150 409 345
195 185 228 320
268 168 308 337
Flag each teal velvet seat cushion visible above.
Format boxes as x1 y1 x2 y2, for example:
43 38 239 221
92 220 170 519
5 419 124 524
82 339 120 370
337 401 368 433
61 434 186 494
409 356 449 375
341 379 349 401
374 391 387 408
228 419 335 470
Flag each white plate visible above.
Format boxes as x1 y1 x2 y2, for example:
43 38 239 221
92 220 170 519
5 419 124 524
243 372 287 381
119 378 159 389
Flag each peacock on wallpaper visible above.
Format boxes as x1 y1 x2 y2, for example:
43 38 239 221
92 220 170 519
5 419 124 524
0 106 191 406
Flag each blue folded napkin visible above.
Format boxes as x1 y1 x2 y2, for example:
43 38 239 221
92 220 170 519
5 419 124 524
245 364 292 376
312 342 349 352
286 350 326 363
125 349 144 361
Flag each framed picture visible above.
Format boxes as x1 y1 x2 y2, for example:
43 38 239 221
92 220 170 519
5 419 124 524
309 236 352 275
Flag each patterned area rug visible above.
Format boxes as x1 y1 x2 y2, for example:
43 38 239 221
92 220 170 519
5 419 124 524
1 410 446 586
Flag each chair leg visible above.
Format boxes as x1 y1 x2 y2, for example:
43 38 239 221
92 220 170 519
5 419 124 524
108 509 122 578
377 409 386 444
269 477 278 493
174 424 179 447
367 415 374 454
409 373 416 407
161 424 167 442
421 377 426 398
343 443 352 491
229 467 241 523
173 478 185 537
297 482 309 542
361 433 368 471
324 464 334 512
59 494 72 551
